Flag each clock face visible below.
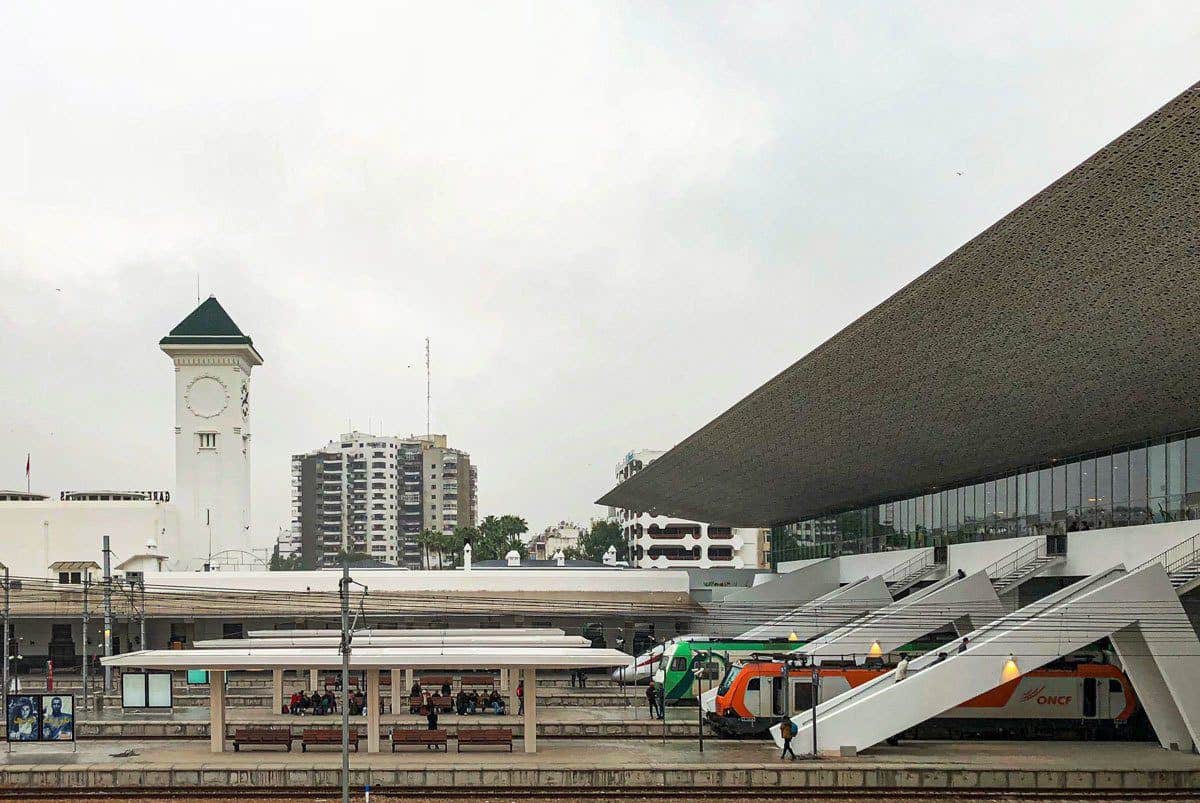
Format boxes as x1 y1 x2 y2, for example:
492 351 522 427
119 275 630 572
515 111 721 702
241 381 249 420
185 376 230 418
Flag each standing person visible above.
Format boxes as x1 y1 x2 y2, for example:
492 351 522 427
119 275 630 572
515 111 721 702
517 679 524 715
655 682 665 719
569 669 577 689
779 718 797 761
894 655 910 683
957 637 969 654
424 692 438 749
645 681 658 719
578 669 587 689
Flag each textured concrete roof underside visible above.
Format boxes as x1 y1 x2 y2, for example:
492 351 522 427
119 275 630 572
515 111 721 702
599 81 1200 526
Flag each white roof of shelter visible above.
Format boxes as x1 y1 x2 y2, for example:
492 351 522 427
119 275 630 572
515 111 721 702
246 628 565 639
195 634 592 649
102 645 630 670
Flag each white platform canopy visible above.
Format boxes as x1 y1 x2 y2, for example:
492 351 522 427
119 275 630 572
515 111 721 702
193 635 593 649
105 645 629 669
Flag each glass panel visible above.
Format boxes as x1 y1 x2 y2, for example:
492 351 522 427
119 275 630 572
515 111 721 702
1027 470 1039 520
1016 472 1027 518
1066 462 1081 517
1052 465 1066 515
1095 454 1112 526
1080 457 1097 523
1188 436 1200 495
1148 442 1166 522
1111 451 1128 507
984 481 996 528
1130 446 1147 504
1167 438 1185 518
1038 468 1052 518
931 491 942 535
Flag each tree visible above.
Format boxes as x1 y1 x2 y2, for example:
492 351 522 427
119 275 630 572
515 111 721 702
474 514 529 561
580 519 626 563
269 545 303 571
415 529 441 570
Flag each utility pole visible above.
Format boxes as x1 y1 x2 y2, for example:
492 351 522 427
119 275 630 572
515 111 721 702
339 558 351 803
425 337 431 439
2 564 9 705
102 536 113 692
81 577 90 714
139 577 147 651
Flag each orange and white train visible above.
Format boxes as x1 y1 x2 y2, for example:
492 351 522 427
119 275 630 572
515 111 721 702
708 658 1143 740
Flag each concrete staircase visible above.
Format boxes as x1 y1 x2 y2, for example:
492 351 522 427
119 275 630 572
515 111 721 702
1138 533 1200 597
984 539 1064 602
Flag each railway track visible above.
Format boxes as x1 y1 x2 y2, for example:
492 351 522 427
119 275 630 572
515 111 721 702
2 790 1197 802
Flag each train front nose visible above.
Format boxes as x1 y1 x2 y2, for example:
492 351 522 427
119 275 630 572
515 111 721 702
611 663 634 682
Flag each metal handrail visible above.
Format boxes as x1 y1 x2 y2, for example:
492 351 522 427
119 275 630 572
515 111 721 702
882 551 933 585
1133 532 1200 575
982 538 1045 585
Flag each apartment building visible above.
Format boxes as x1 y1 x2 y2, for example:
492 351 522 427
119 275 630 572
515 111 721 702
613 449 759 569
529 521 586 560
289 432 478 568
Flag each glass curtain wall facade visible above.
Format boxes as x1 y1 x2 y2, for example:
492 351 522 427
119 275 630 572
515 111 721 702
774 430 1200 564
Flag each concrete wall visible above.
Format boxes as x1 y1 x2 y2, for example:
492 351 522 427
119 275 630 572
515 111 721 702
136 567 691 594
947 537 1040 577
721 558 839 604
835 549 929 583
0 501 183 579
1048 521 1200 577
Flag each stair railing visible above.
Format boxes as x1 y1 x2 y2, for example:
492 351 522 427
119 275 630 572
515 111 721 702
1133 532 1200 576
982 538 1045 588
882 550 934 587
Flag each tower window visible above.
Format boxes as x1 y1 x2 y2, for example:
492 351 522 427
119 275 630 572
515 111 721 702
198 433 218 449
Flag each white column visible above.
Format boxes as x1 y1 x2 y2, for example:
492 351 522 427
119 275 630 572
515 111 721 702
366 668 381 753
390 668 403 714
404 667 414 693
499 666 508 693
309 668 319 689
210 670 226 754
522 667 537 754
271 668 283 713
507 668 519 715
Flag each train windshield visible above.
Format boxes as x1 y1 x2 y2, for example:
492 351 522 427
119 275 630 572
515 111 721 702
717 665 742 696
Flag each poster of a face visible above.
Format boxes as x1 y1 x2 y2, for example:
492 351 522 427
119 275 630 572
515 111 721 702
40 694 74 741
6 695 41 741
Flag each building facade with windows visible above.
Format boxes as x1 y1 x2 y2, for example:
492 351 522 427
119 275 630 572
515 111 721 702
290 432 477 568
614 450 759 570
600 82 1200 575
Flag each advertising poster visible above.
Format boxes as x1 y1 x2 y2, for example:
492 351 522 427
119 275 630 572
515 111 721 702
40 694 74 741
6 695 41 742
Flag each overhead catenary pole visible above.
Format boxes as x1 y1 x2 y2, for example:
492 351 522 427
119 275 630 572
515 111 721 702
81 577 89 714
340 558 351 803
102 536 113 692
2 564 9 703
139 577 147 651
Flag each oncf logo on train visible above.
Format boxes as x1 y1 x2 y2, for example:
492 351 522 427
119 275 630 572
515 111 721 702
1019 685 1073 706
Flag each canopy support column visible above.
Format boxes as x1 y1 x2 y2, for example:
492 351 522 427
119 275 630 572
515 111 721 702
499 666 508 693
309 668 319 690
522 666 537 754
507 668 518 715
404 667 414 693
390 668 402 713
271 668 283 713
366 668 381 753
210 670 226 753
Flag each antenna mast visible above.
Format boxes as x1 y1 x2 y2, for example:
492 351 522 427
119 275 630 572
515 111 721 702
425 337 431 439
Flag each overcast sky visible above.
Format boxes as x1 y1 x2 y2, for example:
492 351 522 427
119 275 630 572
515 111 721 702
2 2 1199 551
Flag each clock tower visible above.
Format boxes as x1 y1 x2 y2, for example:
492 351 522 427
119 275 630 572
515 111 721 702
160 296 263 569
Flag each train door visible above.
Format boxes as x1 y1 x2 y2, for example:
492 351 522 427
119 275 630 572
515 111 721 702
1082 677 1101 719
771 677 785 717
744 676 767 717
1107 678 1126 719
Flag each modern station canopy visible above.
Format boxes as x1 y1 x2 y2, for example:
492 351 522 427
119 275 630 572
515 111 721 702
599 81 1200 526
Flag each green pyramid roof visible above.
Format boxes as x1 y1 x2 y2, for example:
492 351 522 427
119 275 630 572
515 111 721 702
160 296 263 360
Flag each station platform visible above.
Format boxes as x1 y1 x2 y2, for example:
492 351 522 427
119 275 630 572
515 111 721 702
0 739 1196 793
77 705 696 740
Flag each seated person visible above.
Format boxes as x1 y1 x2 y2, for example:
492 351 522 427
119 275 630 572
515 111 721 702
410 683 422 714
289 691 304 715
440 682 452 697
488 690 504 714
467 690 479 714
322 690 337 714
456 690 468 715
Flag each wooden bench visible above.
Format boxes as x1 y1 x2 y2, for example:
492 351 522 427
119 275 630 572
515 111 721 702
301 728 359 752
233 726 292 752
391 727 447 752
457 727 513 752
460 673 495 689
419 674 454 690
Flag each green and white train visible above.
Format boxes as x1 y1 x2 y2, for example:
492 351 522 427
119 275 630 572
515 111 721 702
653 637 806 702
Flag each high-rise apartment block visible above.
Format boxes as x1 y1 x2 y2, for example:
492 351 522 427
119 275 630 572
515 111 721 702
289 432 477 568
